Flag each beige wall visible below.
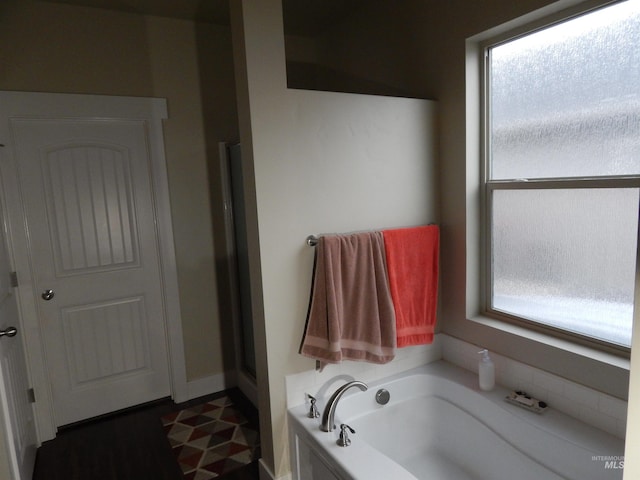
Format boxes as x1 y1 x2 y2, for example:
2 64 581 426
0 1 152 96
231 1 438 477
0 0 239 382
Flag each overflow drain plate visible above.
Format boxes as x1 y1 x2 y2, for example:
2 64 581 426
376 388 390 405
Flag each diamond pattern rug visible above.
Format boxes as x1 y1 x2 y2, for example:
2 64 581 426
162 396 260 479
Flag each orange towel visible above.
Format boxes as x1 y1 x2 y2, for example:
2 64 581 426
383 225 439 347
299 232 396 366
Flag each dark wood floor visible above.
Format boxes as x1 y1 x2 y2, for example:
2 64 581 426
32 388 260 480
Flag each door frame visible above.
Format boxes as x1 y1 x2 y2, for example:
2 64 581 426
0 176 37 480
0 91 187 442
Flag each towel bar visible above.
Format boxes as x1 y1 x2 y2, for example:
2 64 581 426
307 225 437 248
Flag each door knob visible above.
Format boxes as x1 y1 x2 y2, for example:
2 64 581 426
42 289 55 301
0 327 17 338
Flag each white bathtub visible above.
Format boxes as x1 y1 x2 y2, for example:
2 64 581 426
288 361 625 480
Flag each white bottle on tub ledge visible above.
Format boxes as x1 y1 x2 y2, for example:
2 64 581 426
478 349 495 391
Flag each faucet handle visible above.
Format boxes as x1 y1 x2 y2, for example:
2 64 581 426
337 424 355 447
307 394 320 418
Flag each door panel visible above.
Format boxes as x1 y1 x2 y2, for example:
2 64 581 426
62 296 149 384
11 118 170 426
42 144 138 273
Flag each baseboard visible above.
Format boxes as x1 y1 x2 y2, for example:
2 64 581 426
185 370 237 400
258 459 292 480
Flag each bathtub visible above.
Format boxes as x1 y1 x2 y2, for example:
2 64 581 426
288 361 624 480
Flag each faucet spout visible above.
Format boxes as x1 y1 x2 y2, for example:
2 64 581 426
320 381 368 432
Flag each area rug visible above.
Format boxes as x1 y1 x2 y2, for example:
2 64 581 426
162 396 260 479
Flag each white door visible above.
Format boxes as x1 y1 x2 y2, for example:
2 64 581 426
0 195 37 479
9 117 171 427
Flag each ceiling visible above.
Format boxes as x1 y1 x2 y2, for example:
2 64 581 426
40 0 369 36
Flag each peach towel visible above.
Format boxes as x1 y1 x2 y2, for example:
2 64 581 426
299 232 396 365
383 225 439 347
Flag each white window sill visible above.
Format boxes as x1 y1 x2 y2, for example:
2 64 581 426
468 314 630 372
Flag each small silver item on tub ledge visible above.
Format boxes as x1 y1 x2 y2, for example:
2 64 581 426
307 394 320 418
337 424 355 447
504 390 549 414
375 388 390 405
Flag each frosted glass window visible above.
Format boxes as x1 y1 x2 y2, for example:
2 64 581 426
491 188 638 347
490 1 640 180
484 1 640 349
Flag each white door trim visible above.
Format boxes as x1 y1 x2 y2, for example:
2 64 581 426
0 91 187 442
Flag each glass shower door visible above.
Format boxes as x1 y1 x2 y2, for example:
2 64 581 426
228 144 256 378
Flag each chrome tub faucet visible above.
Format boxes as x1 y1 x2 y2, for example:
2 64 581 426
320 380 368 432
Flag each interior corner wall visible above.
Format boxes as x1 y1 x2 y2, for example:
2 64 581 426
0 0 236 384
144 15 226 383
231 1 438 477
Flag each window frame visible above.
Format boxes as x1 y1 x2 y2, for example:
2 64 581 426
479 5 640 356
